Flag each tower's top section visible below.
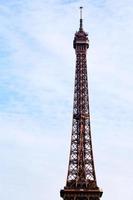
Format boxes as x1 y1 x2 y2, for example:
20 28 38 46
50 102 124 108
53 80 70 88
73 7 89 49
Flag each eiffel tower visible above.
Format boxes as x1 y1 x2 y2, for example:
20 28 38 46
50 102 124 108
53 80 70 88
60 7 103 200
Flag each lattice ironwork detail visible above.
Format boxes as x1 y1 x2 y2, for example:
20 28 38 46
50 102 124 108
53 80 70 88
66 21 97 190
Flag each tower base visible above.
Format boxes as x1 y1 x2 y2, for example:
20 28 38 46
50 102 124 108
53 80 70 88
60 188 103 200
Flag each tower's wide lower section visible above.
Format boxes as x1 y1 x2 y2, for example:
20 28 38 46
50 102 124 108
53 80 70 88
60 187 103 200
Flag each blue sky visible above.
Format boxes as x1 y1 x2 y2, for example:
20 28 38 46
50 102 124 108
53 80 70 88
0 0 133 200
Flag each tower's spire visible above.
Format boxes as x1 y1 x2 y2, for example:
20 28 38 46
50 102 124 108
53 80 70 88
79 6 83 31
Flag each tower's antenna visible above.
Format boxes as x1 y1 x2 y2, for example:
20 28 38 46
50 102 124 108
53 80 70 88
79 6 83 31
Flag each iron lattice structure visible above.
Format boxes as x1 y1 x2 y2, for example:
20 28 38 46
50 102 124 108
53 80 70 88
60 8 103 200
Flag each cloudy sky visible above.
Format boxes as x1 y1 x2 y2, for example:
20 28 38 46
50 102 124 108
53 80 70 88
0 0 133 200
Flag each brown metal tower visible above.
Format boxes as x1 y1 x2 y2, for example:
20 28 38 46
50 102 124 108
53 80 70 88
60 7 103 200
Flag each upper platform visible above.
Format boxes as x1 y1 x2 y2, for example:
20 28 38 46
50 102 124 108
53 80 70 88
73 7 89 49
